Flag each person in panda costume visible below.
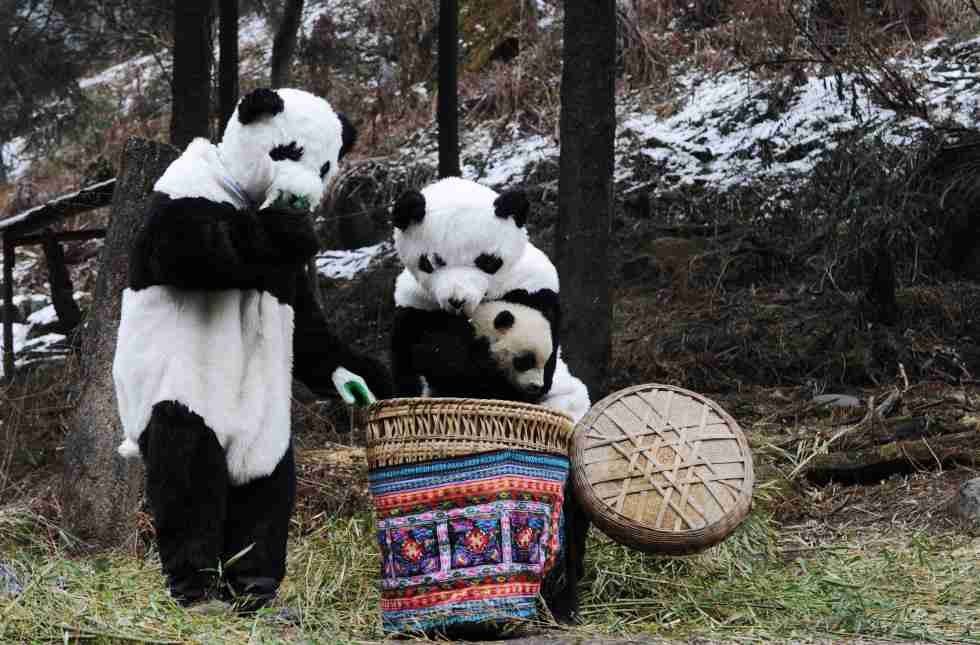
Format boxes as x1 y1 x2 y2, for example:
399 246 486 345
112 87 392 611
389 176 591 622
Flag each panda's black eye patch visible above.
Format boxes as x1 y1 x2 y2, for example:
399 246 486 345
434 254 446 267
418 254 434 274
319 161 331 179
475 253 503 274
513 352 536 372
493 310 514 331
269 141 304 161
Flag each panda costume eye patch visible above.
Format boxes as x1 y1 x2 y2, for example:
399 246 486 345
475 253 503 274
418 254 434 273
269 141 304 161
513 352 536 372
319 161 331 179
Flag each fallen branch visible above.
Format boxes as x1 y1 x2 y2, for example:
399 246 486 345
805 430 980 485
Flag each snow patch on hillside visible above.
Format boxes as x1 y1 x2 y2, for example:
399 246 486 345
316 242 392 280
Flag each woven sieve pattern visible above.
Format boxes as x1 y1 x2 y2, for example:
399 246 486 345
572 384 754 555
363 398 574 470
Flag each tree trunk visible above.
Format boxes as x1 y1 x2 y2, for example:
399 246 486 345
270 0 304 87
555 1 615 398
59 138 181 550
218 0 239 133
437 0 460 178
170 0 214 149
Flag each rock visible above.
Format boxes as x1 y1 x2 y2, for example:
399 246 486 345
0 563 23 596
954 478 980 527
812 393 862 409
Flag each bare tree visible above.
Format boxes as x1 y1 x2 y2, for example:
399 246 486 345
170 0 214 148
270 0 304 87
218 0 239 133
59 138 181 549
554 1 616 398
437 0 459 178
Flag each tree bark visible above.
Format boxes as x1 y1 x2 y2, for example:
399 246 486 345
555 1 615 398
437 0 460 178
59 138 181 550
218 0 239 133
805 430 980 486
270 0 304 88
170 0 214 149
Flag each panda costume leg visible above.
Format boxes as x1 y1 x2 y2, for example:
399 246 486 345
220 443 296 610
139 401 229 605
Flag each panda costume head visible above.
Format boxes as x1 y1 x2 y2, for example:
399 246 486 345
469 300 553 399
392 177 537 315
158 87 356 214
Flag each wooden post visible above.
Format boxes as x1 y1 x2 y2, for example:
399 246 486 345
2 235 14 380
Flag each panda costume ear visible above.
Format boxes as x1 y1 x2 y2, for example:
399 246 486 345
237 88 284 125
338 113 357 160
493 310 515 331
493 189 530 228
392 190 426 230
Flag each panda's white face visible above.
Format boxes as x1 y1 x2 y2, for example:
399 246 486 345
392 178 529 315
218 88 355 211
469 300 553 397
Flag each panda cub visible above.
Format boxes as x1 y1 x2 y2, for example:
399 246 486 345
469 301 552 400
437 300 591 423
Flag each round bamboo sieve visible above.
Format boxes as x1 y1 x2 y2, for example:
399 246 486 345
571 384 754 555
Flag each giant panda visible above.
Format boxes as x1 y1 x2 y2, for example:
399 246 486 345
389 177 590 622
411 299 590 423
112 87 392 612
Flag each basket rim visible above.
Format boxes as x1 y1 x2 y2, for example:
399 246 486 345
571 383 754 553
363 396 575 423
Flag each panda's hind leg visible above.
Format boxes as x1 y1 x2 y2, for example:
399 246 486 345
221 442 296 613
139 401 229 606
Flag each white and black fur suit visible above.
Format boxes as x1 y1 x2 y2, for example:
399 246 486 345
112 88 392 610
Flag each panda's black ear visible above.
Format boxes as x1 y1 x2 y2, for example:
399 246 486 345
392 190 426 230
493 189 530 228
338 113 357 160
493 310 515 331
238 88 284 125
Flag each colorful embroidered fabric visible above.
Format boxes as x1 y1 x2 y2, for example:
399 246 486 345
368 449 569 635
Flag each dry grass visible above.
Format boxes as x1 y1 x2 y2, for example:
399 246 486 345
0 472 978 643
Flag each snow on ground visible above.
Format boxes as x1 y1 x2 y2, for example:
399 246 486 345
316 242 392 280
616 39 980 192
1 137 31 182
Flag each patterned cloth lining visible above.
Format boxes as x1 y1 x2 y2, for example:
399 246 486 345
369 449 569 634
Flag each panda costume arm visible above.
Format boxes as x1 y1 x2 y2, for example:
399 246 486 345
128 193 320 294
292 271 393 401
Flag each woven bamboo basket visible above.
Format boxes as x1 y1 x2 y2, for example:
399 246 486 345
571 384 754 555
362 397 574 469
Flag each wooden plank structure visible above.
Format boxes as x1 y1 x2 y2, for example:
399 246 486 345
0 178 115 379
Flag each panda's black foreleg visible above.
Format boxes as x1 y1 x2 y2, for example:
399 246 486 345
139 401 229 606
221 442 296 613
